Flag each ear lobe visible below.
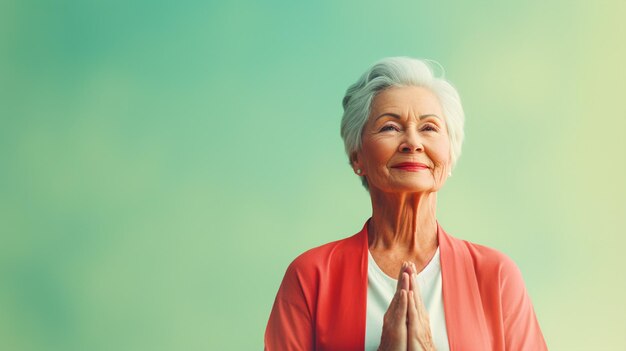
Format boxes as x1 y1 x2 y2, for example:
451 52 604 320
350 152 363 175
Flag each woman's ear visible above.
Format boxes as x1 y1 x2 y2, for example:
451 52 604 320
350 151 364 175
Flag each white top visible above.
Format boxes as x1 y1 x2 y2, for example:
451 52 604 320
364 247 450 350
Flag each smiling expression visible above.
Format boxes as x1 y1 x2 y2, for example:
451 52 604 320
352 85 451 193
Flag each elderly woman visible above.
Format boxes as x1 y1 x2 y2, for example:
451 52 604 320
265 57 547 350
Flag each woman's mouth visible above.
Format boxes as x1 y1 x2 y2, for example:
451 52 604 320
391 162 429 172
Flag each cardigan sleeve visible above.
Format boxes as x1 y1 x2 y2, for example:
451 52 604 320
265 258 315 351
499 256 548 351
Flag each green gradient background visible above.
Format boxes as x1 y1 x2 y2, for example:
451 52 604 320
1 0 625 350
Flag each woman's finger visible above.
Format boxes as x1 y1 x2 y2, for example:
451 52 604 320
402 272 410 292
406 261 415 276
407 278 436 351
397 289 408 324
407 290 422 351
410 269 420 304
380 288 409 351
409 262 419 292
396 261 409 291
410 272 430 320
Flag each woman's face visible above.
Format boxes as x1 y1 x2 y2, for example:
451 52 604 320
352 85 451 194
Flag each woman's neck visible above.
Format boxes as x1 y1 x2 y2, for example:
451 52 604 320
368 189 439 255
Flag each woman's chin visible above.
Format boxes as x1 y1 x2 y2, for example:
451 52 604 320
376 181 435 194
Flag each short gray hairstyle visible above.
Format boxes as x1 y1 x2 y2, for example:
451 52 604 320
340 57 465 190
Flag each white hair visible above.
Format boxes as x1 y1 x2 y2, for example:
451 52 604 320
340 57 465 190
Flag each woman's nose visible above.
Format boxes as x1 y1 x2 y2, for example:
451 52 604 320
399 130 423 153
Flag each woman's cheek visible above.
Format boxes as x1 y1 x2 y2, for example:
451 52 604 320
435 168 447 189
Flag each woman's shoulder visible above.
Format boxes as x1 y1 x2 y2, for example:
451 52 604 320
287 230 363 273
274 229 365 301
450 236 525 283
462 239 515 264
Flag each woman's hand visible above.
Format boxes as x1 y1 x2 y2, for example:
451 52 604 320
378 262 410 351
407 263 436 351
378 262 436 351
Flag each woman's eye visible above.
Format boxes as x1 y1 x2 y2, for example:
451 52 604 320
421 124 438 132
380 125 399 132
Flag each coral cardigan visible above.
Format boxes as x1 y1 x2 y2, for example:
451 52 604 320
265 219 547 350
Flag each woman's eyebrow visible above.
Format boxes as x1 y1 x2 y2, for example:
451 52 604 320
375 113 441 121
375 113 402 121
419 114 441 120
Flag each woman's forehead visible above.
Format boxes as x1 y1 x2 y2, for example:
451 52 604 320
371 86 443 116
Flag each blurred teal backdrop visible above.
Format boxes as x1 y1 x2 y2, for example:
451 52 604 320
1 0 625 350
